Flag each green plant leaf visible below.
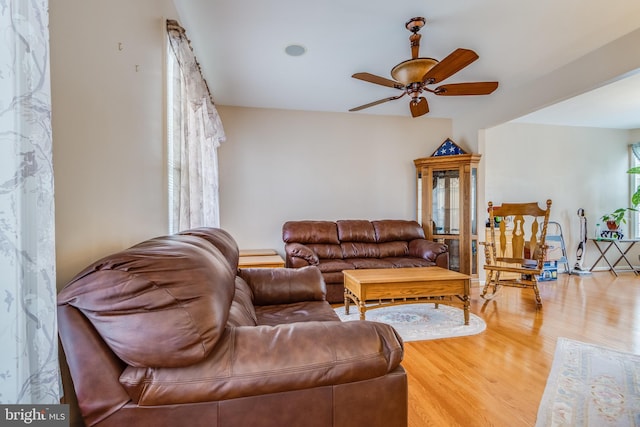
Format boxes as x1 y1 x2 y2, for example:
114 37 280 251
628 166 640 174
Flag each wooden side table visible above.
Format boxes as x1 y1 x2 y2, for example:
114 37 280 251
238 249 285 269
239 249 277 257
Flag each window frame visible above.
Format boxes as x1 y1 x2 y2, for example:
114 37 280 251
630 145 640 239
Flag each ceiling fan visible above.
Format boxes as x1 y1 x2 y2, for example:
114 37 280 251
349 17 499 118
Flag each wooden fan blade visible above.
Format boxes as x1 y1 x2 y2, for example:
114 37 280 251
349 93 406 112
422 48 479 84
352 72 404 90
434 82 499 96
409 97 429 117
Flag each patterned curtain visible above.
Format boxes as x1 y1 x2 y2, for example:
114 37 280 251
166 20 226 232
0 0 59 403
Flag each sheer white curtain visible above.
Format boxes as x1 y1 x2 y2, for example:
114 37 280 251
0 0 59 403
166 20 226 233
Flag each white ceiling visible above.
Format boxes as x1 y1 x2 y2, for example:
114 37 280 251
175 0 640 129
512 70 640 129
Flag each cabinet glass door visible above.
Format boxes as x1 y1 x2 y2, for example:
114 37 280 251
431 169 460 235
415 153 481 278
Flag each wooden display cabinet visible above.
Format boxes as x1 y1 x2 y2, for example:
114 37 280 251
414 154 481 278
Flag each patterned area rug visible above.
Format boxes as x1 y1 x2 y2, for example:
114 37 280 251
536 337 640 426
334 303 486 342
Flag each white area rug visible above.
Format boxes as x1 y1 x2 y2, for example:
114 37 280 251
536 337 640 426
334 303 486 342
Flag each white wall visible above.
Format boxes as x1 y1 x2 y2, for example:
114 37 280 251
454 28 640 152
481 122 632 271
49 1 639 288
51 0 179 288
217 106 452 253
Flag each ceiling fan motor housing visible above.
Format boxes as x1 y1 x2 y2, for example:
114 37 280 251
391 58 438 86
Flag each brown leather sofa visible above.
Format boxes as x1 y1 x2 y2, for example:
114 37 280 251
283 220 449 303
57 227 407 427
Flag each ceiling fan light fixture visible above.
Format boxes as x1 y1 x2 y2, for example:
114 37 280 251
391 58 438 86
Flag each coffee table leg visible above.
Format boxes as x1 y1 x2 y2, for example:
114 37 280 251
463 295 469 325
344 289 350 315
464 279 470 325
358 302 366 321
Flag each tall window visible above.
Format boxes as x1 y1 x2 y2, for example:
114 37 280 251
166 20 226 233
630 143 640 239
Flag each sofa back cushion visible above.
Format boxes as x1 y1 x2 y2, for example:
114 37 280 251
282 221 339 244
179 227 239 271
336 220 376 243
373 220 425 242
57 232 237 368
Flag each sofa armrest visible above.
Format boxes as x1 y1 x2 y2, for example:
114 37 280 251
435 251 449 269
238 266 326 305
408 239 448 263
285 243 319 267
119 321 404 406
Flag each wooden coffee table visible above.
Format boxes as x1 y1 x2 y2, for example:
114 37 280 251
343 267 470 323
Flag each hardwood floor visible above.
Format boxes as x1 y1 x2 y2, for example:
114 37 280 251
403 271 640 427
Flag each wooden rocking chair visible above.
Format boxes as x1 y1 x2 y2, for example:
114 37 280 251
480 200 552 306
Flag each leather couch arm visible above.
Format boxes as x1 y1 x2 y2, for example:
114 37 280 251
285 243 319 267
408 239 448 263
239 266 327 305
435 251 449 269
120 320 404 406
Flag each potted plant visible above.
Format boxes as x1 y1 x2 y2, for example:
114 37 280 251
628 166 640 206
598 167 640 231
600 207 637 230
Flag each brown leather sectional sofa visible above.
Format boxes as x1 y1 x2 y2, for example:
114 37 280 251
57 227 407 427
283 220 449 303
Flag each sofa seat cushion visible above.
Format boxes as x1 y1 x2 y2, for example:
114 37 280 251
347 258 396 269
119 321 403 406
255 301 340 326
321 271 345 284
57 235 236 368
385 257 435 268
317 259 355 273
